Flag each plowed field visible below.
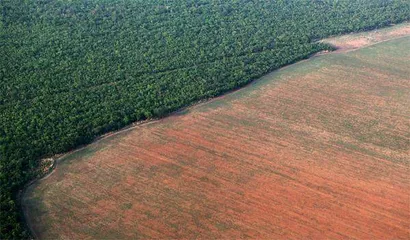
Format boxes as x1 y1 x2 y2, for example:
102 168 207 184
23 37 410 239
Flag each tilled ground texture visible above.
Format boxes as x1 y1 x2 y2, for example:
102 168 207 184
24 37 410 239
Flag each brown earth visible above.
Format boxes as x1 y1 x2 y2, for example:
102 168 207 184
322 22 410 52
23 36 410 239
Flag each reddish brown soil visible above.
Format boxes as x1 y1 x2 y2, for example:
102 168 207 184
23 38 410 239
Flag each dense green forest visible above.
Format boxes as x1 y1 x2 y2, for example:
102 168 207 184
1 0 410 238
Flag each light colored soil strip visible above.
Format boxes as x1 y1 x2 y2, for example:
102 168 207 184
321 22 410 52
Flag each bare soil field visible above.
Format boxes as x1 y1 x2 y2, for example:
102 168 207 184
321 22 410 52
23 36 410 239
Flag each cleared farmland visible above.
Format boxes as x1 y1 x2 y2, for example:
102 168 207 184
23 37 410 239
322 22 410 52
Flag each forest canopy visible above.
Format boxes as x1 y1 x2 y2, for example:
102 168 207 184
1 0 410 238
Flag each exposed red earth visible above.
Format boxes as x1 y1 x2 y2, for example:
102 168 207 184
23 34 410 239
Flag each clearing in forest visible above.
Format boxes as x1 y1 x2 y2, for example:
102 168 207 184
23 36 410 239
321 22 410 52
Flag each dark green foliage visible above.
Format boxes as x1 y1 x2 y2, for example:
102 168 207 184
1 0 409 238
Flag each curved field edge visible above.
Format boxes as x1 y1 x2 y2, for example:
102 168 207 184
23 37 410 239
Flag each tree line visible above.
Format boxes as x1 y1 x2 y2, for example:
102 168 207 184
1 0 410 238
